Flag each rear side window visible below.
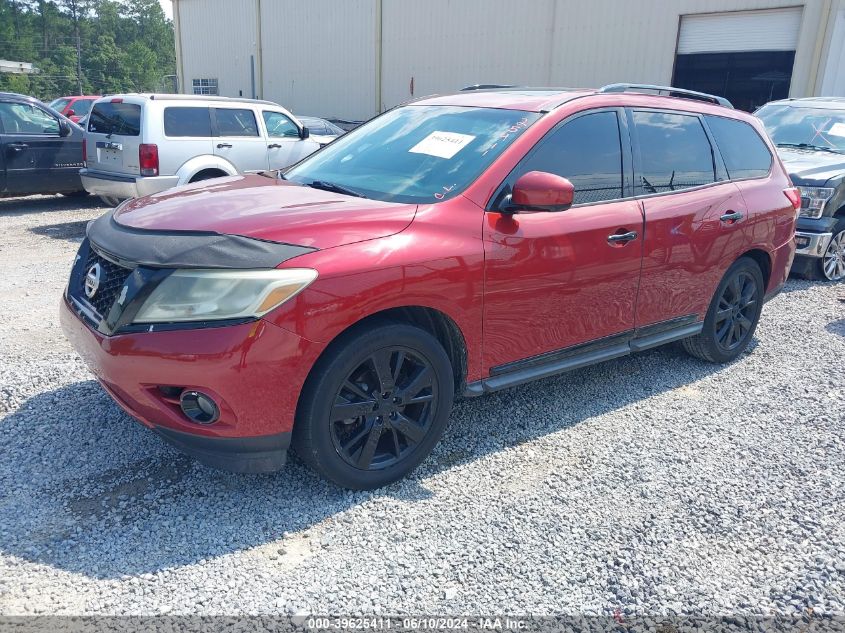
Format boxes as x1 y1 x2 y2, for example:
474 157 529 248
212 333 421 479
706 115 772 180
214 108 259 137
511 111 624 205
88 102 141 136
633 111 715 194
70 99 93 116
164 107 212 137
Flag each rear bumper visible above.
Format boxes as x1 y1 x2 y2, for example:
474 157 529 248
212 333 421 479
794 231 833 258
80 168 179 199
60 296 323 472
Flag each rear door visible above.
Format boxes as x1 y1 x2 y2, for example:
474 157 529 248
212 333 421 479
630 108 748 328
85 99 143 176
161 106 214 176
211 107 267 172
0 100 81 194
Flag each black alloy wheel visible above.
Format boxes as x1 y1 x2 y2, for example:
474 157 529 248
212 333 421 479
330 347 437 471
293 321 454 490
681 257 764 363
713 270 759 351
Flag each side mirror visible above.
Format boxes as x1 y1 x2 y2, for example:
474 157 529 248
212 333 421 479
66 109 76 117
506 171 574 213
300 126 310 140
58 119 72 137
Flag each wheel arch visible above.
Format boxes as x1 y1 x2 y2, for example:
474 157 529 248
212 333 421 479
174 155 238 185
738 248 772 288
298 305 469 409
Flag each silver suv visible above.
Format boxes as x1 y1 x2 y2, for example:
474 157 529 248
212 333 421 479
81 94 320 205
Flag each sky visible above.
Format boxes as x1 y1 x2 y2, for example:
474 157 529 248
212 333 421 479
159 0 173 19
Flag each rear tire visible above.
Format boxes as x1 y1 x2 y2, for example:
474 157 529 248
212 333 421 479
681 257 764 363
293 322 454 490
98 195 122 207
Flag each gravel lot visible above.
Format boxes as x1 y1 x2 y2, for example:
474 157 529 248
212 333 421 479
0 195 843 618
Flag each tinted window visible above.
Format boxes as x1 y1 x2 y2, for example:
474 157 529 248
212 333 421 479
511 111 623 205
0 103 59 135
263 111 299 138
214 108 259 137
633 111 715 193
88 102 141 136
706 115 772 179
164 107 212 137
70 99 93 116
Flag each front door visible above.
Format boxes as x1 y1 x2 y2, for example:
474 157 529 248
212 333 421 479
262 110 314 169
211 107 268 173
0 101 80 194
483 109 644 371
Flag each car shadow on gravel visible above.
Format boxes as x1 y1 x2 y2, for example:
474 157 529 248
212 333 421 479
0 195 104 216
0 343 730 579
30 220 90 240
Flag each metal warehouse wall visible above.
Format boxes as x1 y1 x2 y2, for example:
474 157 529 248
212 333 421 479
173 0 839 121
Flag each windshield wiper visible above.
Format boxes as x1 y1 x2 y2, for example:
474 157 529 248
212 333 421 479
776 142 844 155
305 180 365 198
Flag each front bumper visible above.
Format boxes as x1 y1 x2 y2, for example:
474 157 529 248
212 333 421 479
60 297 322 472
80 168 179 199
795 231 833 258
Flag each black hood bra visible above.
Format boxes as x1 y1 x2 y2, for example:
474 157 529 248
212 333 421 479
87 209 317 269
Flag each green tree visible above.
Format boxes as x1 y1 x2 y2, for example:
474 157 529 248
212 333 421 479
0 0 175 100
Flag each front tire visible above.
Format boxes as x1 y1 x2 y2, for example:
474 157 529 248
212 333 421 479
682 257 764 363
819 218 845 282
293 322 454 490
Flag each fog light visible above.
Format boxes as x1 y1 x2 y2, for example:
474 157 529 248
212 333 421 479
179 390 220 424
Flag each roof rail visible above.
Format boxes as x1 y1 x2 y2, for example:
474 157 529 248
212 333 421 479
598 83 734 109
460 84 516 91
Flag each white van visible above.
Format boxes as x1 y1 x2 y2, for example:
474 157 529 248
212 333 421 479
80 94 320 205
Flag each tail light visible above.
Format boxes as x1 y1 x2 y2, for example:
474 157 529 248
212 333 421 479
139 144 159 177
783 187 801 215
82 137 87 168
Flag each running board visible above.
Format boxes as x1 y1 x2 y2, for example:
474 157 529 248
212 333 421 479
463 319 702 397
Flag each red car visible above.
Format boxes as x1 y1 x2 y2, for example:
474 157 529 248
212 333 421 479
61 84 798 489
48 95 99 123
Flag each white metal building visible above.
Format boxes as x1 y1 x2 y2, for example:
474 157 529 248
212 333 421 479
171 0 845 120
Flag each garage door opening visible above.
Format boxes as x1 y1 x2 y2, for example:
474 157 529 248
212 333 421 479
671 8 801 112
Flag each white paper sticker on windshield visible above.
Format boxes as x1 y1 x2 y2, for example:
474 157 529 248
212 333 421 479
828 122 845 138
409 131 476 159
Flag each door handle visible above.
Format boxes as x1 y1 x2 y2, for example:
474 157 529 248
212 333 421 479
7 142 28 152
268 143 282 149
216 143 233 149
607 230 638 244
720 210 744 223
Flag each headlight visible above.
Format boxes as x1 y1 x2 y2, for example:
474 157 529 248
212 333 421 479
796 186 834 219
133 268 317 323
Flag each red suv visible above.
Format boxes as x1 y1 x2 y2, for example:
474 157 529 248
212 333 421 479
61 84 798 489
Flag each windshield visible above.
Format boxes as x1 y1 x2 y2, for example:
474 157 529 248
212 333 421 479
49 98 70 113
285 105 540 203
755 104 845 153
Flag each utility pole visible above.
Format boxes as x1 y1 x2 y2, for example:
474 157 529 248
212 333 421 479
75 33 82 95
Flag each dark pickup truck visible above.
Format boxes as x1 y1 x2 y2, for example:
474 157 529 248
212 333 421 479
0 92 86 198
756 98 845 281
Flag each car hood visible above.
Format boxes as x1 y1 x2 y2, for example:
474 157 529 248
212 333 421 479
113 174 417 250
777 147 845 185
